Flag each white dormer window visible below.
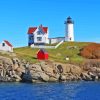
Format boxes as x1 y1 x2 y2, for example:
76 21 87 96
37 31 42 35
2 43 5 47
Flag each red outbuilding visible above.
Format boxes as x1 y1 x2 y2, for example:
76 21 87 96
37 49 49 60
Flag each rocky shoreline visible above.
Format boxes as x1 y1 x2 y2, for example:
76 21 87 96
0 56 100 83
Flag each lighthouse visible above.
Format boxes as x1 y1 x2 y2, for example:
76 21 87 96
64 16 74 41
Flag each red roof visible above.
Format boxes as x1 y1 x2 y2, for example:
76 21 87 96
4 40 13 47
28 25 48 34
28 27 37 34
42 27 48 33
37 49 48 54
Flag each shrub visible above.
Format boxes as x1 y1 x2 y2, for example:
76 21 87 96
80 43 100 59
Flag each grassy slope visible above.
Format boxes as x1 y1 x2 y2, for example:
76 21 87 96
14 42 91 64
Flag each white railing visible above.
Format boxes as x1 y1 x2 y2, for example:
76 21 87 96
55 40 64 49
31 40 64 49
31 45 55 49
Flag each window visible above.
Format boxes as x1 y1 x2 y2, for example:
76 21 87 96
2 43 5 46
37 37 42 41
29 36 33 40
37 31 42 35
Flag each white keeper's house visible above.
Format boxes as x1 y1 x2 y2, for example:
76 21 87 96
27 16 74 46
27 24 49 46
0 40 13 52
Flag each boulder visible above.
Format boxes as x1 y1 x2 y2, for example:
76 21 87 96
70 65 82 75
16 67 25 73
65 65 71 73
0 69 5 77
0 76 8 82
40 73 49 82
0 56 13 65
96 68 100 73
13 74 22 82
88 71 99 81
55 63 81 75
12 58 20 64
23 68 50 82
81 72 92 81
30 72 49 82
65 73 79 81
55 63 70 74
97 73 100 80
0 63 3 69
40 62 56 77
49 77 58 82
60 75 66 81
13 63 19 70
29 64 42 72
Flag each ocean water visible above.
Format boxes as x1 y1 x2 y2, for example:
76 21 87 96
0 82 100 100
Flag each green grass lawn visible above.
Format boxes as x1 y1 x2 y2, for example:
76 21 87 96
14 42 91 64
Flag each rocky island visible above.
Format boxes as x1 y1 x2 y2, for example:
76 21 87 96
0 42 100 83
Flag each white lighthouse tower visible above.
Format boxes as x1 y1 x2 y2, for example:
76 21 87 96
65 16 74 41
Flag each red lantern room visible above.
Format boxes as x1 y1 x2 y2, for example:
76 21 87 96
37 49 49 60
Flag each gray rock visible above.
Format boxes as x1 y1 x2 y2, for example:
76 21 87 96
70 65 82 75
30 64 42 72
60 75 66 81
31 72 49 82
49 77 58 82
39 72 49 82
81 72 92 81
56 64 63 73
22 72 33 82
88 72 98 81
41 63 56 77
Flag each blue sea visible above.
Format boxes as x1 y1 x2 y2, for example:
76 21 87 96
0 82 100 100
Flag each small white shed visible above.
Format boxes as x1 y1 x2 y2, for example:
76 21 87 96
0 40 13 52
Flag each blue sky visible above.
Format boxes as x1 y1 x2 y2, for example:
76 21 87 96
0 0 100 47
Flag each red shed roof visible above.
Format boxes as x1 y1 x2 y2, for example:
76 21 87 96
4 40 13 47
28 25 48 34
37 49 48 54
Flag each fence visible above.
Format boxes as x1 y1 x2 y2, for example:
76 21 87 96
55 40 64 49
31 40 64 49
